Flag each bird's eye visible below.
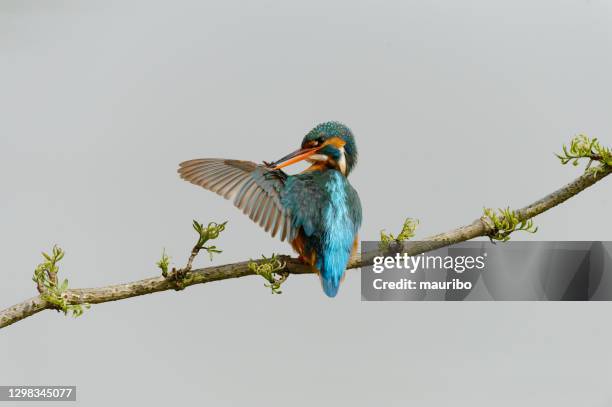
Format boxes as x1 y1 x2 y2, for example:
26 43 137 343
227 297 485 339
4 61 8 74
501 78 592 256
304 137 324 148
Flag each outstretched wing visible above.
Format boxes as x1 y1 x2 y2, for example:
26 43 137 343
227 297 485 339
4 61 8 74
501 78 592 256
178 159 296 242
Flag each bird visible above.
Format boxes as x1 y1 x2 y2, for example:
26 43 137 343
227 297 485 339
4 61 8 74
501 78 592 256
178 121 362 297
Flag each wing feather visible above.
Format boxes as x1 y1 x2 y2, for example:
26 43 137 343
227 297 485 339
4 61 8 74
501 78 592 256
246 187 264 217
271 208 282 238
279 213 288 242
178 159 294 242
266 206 279 234
209 170 243 192
221 173 251 199
248 190 266 220
258 198 273 228
202 168 240 189
181 163 226 180
236 178 257 209
193 167 229 186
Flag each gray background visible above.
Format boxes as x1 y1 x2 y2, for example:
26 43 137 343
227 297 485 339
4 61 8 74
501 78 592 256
1 0 611 405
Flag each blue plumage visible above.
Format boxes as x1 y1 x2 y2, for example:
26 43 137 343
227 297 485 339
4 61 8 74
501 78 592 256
282 169 362 297
178 121 362 297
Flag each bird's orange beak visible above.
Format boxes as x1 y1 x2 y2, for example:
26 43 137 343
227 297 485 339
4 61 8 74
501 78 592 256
270 146 321 170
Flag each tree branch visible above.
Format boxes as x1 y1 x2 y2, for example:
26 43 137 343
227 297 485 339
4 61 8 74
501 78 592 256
1 146 610 330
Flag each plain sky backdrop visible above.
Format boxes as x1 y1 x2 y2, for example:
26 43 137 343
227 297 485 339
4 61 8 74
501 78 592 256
1 0 611 405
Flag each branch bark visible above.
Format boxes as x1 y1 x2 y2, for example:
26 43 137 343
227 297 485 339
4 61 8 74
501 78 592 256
1 165 610 330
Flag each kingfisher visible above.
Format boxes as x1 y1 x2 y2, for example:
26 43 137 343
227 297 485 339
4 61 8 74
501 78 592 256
178 122 362 297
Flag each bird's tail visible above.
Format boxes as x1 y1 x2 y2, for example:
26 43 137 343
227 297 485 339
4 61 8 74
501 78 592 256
320 275 341 298
317 254 348 298
299 242 348 297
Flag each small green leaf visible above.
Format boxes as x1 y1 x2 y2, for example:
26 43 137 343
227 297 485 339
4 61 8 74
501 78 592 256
249 254 288 294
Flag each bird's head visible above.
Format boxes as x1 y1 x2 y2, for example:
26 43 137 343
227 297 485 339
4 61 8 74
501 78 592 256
271 122 358 176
